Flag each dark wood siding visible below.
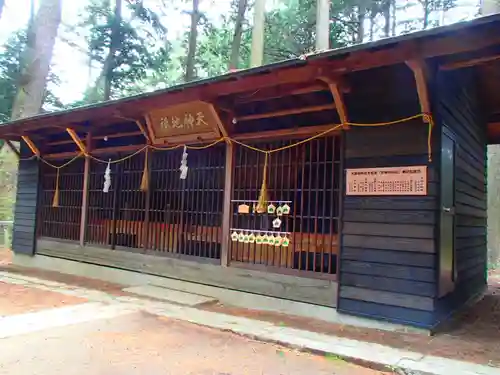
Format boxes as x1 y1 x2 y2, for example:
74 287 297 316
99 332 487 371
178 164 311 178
339 120 439 328
434 68 487 321
12 143 40 255
337 64 439 329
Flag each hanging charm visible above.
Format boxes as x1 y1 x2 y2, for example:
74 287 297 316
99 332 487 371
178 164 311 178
179 145 188 180
276 206 283 216
256 234 263 245
238 204 250 214
262 234 269 245
238 232 245 242
272 217 282 229
231 231 239 242
282 236 290 247
282 204 291 215
274 236 283 247
243 233 250 243
103 159 111 193
248 233 256 243
267 203 276 215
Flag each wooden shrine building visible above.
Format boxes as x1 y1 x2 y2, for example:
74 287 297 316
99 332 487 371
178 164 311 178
3 14 500 330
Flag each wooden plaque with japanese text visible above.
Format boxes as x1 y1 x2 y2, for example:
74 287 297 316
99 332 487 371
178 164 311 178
346 166 427 196
146 101 222 144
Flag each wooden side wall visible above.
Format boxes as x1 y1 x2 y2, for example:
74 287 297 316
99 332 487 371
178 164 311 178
434 68 488 321
12 143 39 255
337 64 439 329
339 122 438 328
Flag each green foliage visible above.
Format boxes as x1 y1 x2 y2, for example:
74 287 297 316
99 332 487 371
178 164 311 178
0 30 62 122
81 0 171 100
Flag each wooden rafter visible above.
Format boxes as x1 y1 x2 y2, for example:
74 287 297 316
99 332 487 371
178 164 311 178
113 114 152 143
231 83 329 105
233 123 342 141
21 136 40 156
66 128 87 154
440 53 500 71
47 131 144 146
318 76 349 129
406 59 431 120
235 103 336 122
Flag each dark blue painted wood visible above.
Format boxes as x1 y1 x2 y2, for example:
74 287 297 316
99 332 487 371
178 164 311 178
12 143 39 255
434 68 488 323
338 115 440 328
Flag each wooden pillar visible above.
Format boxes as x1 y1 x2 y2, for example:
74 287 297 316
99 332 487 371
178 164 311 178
220 141 234 266
79 133 92 246
142 149 152 251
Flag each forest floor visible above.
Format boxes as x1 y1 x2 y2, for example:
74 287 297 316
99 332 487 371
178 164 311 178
0 248 499 372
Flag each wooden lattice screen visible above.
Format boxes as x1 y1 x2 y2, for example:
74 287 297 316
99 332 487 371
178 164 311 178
148 146 225 261
83 147 225 261
86 158 116 247
230 136 341 278
38 159 85 241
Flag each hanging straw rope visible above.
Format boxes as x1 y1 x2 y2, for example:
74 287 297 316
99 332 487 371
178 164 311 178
140 147 149 192
37 152 83 208
255 152 269 213
52 169 60 207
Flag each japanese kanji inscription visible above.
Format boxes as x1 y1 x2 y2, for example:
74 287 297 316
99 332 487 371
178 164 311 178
346 166 427 196
146 101 222 143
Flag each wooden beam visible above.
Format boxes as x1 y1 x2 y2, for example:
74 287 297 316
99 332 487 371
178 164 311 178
208 103 229 139
233 123 342 141
5 140 20 158
66 128 87 154
21 136 40 156
47 131 144 146
406 59 432 118
235 103 336 122
44 144 143 160
134 119 151 142
317 76 349 129
53 124 89 133
220 141 234 266
440 53 500 71
233 83 329 105
79 133 92 246
329 82 349 129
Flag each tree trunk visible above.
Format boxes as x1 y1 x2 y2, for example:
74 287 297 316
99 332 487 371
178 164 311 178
369 2 376 42
382 0 390 37
250 0 265 67
10 0 62 120
185 0 200 82
229 0 248 70
391 0 396 36
102 0 122 100
422 0 430 29
315 0 330 51
356 5 365 43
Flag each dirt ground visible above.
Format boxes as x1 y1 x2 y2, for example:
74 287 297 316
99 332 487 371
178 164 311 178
0 281 87 316
0 250 388 374
1 248 499 369
0 309 389 375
